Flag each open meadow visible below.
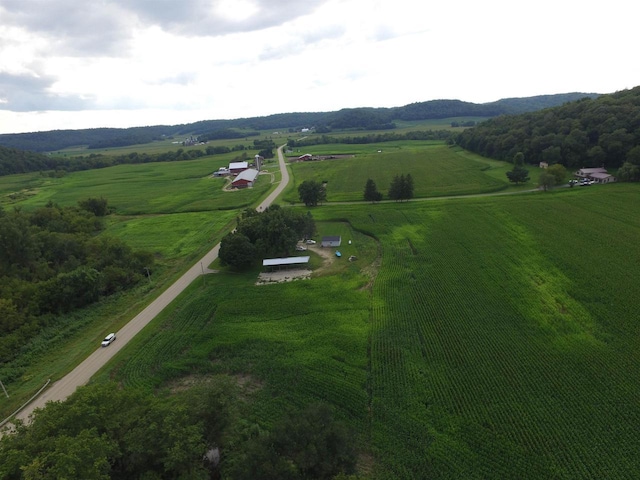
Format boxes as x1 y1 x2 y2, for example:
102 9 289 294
2 136 639 479
283 143 528 203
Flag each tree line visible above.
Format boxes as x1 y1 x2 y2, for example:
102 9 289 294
364 174 414 202
0 200 154 370
0 380 357 479
0 139 276 177
287 130 452 149
456 86 640 176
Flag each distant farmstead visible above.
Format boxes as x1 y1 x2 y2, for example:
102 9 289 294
575 167 616 184
231 168 259 188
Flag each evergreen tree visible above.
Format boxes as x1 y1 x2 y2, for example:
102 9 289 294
403 173 414 200
388 174 402 201
506 152 530 185
506 165 530 185
388 174 414 201
363 179 383 202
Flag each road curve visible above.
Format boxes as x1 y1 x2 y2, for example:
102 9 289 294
12 144 290 424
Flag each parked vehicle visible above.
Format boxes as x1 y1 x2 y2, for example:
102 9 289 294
101 333 116 347
306 239 316 244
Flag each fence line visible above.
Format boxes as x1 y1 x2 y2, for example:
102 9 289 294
0 379 51 429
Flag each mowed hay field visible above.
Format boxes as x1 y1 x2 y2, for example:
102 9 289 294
0 154 275 265
9 155 273 214
283 143 517 203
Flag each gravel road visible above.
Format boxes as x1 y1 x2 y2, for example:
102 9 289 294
11 144 290 424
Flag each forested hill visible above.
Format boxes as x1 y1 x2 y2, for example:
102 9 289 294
456 86 640 172
0 145 55 176
0 93 598 152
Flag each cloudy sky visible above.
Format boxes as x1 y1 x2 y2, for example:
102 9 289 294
0 0 637 134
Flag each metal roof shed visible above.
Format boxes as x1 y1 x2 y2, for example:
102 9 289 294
262 256 310 271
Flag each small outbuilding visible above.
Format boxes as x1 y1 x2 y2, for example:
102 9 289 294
231 168 259 188
262 256 310 271
321 236 342 247
213 167 229 177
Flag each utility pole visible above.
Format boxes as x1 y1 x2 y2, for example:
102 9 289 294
144 267 151 284
201 262 206 287
0 379 8 398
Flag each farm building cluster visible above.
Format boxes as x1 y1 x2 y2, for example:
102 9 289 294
539 163 617 185
213 155 264 188
289 153 355 163
574 167 616 184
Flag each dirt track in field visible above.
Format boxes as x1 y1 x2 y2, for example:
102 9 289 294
9 144 290 425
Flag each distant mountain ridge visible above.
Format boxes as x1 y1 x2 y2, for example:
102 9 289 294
0 93 599 152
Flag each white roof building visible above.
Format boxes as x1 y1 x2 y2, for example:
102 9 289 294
262 256 310 270
231 168 259 188
229 161 249 171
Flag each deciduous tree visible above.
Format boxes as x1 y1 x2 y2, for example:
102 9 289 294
218 232 257 268
539 170 556 191
229 403 356 480
298 180 327 206
546 164 567 185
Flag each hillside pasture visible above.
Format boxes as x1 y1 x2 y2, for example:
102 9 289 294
105 211 237 261
6 156 271 214
284 143 510 202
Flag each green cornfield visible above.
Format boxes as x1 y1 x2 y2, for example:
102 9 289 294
107 182 640 478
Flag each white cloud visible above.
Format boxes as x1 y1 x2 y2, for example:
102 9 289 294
0 0 638 134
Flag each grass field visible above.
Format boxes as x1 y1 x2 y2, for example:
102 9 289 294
9 155 271 213
283 143 526 202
